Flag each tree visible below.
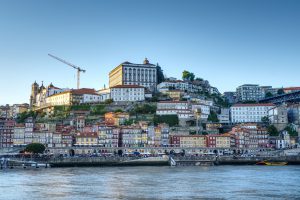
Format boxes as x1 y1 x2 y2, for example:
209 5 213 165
156 64 165 84
265 92 273 98
104 99 113 104
277 88 285 95
25 143 46 154
182 70 195 81
195 77 203 81
284 125 298 137
261 116 270 125
267 125 279 136
207 111 219 122
153 115 179 126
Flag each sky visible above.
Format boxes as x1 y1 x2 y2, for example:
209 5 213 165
0 0 299 105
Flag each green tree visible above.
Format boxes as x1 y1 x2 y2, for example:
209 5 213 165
207 111 219 122
156 64 165 84
265 92 273 98
104 99 113 104
261 116 270 125
25 143 46 154
284 125 298 137
277 88 285 95
182 70 195 81
153 115 179 126
267 125 279 136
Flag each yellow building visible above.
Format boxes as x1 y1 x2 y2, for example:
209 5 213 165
180 135 207 148
75 132 98 146
215 135 231 148
165 90 183 100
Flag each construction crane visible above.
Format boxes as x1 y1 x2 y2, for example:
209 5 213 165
48 53 86 89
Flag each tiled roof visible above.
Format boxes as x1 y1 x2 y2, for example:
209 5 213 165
232 103 275 107
111 85 144 89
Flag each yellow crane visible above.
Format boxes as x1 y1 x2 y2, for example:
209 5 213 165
48 53 86 89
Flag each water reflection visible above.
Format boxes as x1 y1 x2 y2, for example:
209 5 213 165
1 166 300 199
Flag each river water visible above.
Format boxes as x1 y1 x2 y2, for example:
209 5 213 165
1 166 300 200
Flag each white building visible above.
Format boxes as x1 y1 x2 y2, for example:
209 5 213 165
156 101 192 119
230 103 275 123
191 103 210 120
46 88 101 106
109 58 157 92
98 85 145 102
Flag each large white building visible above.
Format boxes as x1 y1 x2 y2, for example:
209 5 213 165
46 88 101 106
191 103 210 120
98 85 145 102
109 58 157 92
156 101 194 119
230 103 275 123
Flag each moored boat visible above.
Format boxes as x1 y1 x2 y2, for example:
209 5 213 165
256 161 287 166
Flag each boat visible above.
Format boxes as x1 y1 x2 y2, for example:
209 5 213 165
256 161 287 166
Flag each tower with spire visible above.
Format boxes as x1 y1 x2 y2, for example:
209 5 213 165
30 81 39 108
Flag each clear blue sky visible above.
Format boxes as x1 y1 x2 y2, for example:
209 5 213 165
0 0 299 105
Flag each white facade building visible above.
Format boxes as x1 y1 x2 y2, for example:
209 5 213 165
230 103 275 123
99 85 145 102
191 104 210 120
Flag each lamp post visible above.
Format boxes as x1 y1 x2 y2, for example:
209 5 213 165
194 108 202 134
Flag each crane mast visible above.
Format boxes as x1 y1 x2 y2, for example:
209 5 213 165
48 54 86 89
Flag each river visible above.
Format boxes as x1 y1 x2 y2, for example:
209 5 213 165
1 166 300 200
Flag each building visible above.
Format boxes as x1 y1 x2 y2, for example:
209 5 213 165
75 132 98 146
98 85 145 102
287 104 300 124
276 131 291 149
109 58 157 92
13 124 26 147
105 112 130 126
218 108 230 124
170 135 207 148
191 103 210 121
206 134 231 148
236 84 264 102
283 87 300 94
46 88 100 106
230 103 275 123
268 104 288 130
120 126 146 148
0 118 15 148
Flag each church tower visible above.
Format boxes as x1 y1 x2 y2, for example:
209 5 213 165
30 81 39 108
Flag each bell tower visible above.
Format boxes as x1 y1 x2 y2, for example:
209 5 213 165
30 81 39 108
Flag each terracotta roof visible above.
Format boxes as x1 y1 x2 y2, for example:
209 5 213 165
111 85 145 89
76 132 98 138
158 101 188 103
232 103 275 107
284 87 300 91
71 88 98 95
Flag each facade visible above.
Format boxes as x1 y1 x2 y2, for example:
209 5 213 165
230 104 275 123
170 135 207 148
110 85 145 102
268 105 288 129
13 124 26 146
206 134 231 148
236 84 264 102
105 112 130 126
46 88 100 106
120 127 147 148
218 108 230 124
109 58 157 92
191 103 210 121
0 118 15 148
98 85 145 102
75 132 98 146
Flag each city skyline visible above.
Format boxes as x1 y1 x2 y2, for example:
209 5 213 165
1 0 300 105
